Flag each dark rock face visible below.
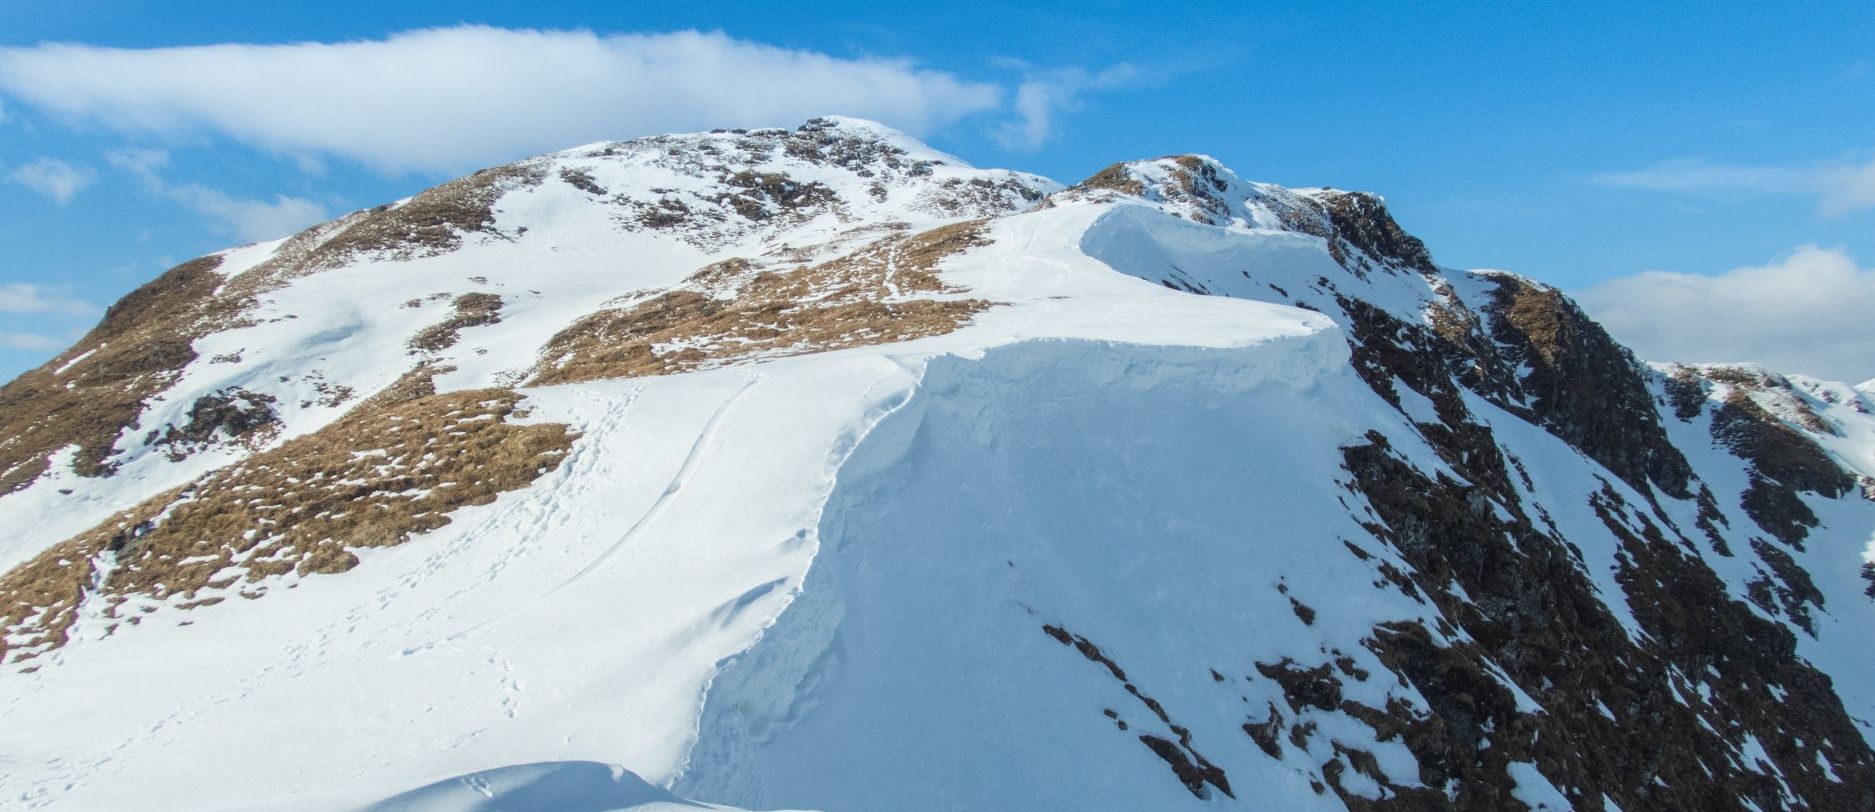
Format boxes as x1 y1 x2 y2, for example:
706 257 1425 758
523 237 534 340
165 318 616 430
1343 432 1875 811
1478 275 1694 500
1313 191 1437 277
1295 211 1874 809
1709 392 1855 547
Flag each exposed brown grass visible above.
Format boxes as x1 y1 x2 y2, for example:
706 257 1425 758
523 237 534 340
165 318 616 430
559 168 606 196
408 293 505 353
296 164 546 273
0 160 549 495
532 220 995 385
217 162 547 305
0 387 576 664
364 363 452 409
1070 162 1148 197
0 256 231 491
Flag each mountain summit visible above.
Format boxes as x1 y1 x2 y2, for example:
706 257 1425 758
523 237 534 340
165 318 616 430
2 118 1872 811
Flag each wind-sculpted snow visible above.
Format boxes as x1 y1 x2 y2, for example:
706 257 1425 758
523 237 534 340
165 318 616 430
367 761 807 812
678 339 1449 810
2 118 1874 810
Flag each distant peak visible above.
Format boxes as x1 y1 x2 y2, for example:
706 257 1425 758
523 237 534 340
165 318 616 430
1061 154 1435 276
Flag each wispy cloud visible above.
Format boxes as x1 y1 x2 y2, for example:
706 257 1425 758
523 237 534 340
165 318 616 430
0 26 1006 174
1591 156 1875 215
8 158 95 204
993 63 1139 152
106 147 326 242
1577 245 1875 382
105 147 169 187
166 184 328 243
0 332 65 351
0 283 96 316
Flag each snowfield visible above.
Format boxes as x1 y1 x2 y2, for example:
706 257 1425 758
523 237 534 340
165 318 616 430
1 118 1871 810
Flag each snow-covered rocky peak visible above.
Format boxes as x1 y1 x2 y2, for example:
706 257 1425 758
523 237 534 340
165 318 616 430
1062 154 1436 278
3 120 1875 811
522 115 1055 251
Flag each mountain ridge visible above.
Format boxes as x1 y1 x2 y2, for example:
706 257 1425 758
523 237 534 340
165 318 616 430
0 117 1871 811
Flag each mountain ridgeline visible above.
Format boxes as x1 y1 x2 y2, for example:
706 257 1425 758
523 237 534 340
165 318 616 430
1 118 1871 811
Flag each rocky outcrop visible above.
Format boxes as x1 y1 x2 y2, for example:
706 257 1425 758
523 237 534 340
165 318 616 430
1041 623 1234 800
145 387 281 462
1478 275 1694 499
1311 191 1438 277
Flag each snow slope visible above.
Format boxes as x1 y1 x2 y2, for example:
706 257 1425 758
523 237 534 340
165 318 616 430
1 119 1872 811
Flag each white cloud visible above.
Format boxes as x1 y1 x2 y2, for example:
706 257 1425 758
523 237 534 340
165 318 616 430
0 27 1005 173
0 332 64 351
167 184 327 242
1577 245 1875 382
105 146 325 241
993 64 1138 152
105 147 170 187
0 282 95 316
8 157 95 204
1592 156 1875 215
1818 159 1875 214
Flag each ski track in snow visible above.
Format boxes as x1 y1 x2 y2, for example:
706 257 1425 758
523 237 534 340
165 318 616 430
553 373 765 592
397 385 649 648
413 372 765 651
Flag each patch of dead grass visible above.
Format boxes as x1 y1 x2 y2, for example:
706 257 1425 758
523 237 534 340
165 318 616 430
0 162 548 494
532 220 995 385
0 255 230 491
0 387 575 664
294 164 546 274
409 293 505 353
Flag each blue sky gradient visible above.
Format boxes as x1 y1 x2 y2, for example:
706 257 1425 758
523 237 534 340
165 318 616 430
2 2 1872 380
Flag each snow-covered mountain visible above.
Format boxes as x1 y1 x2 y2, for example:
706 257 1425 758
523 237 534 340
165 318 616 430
2 117 1872 811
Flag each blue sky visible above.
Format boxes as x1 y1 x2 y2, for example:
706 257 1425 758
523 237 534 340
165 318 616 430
3 2 1873 381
